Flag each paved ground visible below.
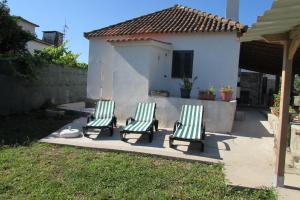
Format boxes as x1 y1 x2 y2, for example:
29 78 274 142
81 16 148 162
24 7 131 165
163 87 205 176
41 106 300 199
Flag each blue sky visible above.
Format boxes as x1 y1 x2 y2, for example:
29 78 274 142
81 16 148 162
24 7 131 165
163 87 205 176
8 0 273 63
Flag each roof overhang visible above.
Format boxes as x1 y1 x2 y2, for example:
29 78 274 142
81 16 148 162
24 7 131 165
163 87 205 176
107 37 172 50
241 0 300 43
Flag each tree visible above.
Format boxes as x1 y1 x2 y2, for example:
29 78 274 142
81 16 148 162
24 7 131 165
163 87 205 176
0 0 34 54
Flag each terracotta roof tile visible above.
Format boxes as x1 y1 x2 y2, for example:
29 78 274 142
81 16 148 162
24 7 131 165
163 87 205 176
84 5 247 39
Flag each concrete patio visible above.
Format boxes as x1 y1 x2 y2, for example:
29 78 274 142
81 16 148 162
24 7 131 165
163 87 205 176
40 107 300 199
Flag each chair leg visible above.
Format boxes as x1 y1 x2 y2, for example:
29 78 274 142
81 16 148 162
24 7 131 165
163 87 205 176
120 132 126 141
200 141 204 152
154 120 159 132
169 137 174 148
149 128 153 143
113 117 117 127
82 127 87 136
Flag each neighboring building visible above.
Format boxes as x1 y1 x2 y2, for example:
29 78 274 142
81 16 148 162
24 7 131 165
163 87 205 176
84 2 246 102
16 16 63 53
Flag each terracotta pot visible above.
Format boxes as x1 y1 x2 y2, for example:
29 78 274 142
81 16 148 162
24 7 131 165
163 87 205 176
198 91 215 100
220 91 232 102
270 107 279 116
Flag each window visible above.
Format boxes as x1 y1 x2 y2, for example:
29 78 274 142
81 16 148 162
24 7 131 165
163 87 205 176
171 50 194 78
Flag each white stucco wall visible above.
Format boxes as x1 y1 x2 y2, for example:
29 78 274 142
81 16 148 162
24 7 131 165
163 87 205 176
87 32 240 101
149 33 240 99
17 20 36 35
26 40 50 53
87 39 114 99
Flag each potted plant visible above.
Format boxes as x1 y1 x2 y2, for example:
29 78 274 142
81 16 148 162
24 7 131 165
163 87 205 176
180 76 197 98
220 85 233 102
198 86 215 100
294 75 300 106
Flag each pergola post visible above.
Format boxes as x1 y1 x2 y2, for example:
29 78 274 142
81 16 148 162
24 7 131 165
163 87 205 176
274 40 293 187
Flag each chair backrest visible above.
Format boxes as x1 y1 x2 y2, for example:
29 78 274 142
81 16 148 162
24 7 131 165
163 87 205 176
134 102 156 122
94 100 115 119
179 105 203 126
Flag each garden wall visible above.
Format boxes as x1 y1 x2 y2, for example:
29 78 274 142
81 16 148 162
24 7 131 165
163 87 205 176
0 65 87 115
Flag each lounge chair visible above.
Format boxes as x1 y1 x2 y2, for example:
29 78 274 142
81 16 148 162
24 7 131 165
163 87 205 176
169 105 205 152
120 102 158 142
82 100 117 137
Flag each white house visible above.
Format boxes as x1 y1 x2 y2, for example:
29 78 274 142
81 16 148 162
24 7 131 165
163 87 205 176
84 1 247 132
17 17 64 53
16 17 52 53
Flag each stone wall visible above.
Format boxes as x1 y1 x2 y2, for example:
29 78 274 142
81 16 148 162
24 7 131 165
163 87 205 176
0 65 87 115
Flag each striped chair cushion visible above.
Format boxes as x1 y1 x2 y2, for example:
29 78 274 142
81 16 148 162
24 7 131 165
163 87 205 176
173 125 202 140
94 100 115 119
179 105 203 126
173 105 204 140
87 118 112 127
123 121 152 132
133 103 155 122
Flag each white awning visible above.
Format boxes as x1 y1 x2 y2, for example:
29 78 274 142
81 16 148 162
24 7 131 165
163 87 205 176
241 0 300 42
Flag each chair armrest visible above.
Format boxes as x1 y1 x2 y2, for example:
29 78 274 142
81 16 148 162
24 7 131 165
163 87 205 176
152 119 159 131
201 122 206 140
173 120 181 132
126 117 134 125
113 116 117 127
87 114 95 123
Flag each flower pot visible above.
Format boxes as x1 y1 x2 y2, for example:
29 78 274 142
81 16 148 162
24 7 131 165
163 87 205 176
180 88 191 98
270 107 279 116
220 91 232 102
198 91 215 100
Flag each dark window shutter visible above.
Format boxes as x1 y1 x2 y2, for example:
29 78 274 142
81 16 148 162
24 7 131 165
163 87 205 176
171 50 194 78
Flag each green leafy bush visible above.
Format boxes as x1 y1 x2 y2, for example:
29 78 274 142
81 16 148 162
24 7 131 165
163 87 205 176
0 53 44 79
34 42 88 69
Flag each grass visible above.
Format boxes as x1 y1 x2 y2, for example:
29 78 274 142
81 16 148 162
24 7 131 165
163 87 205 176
0 111 277 200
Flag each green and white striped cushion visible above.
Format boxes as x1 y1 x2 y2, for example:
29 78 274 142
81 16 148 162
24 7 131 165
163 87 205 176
133 103 155 122
173 105 203 140
123 121 152 132
94 100 115 119
87 118 112 127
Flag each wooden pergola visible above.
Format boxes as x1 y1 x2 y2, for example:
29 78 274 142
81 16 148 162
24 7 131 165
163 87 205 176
240 41 300 75
241 0 300 187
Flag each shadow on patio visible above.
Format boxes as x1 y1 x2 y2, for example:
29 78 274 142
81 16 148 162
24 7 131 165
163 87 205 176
231 108 274 138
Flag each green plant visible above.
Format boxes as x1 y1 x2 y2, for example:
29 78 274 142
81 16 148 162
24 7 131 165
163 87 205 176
208 86 216 96
34 41 88 69
294 75 300 96
220 85 233 93
272 90 295 116
0 52 44 79
181 76 197 90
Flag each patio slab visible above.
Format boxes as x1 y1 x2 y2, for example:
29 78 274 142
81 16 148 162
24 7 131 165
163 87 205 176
40 109 300 198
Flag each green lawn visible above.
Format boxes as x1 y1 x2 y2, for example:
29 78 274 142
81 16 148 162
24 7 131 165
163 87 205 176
0 111 276 200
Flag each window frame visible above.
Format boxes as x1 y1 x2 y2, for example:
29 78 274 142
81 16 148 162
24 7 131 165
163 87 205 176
171 50 194 79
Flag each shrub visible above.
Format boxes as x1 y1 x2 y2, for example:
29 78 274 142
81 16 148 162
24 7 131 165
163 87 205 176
0 53 44 79
34 42 88 69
